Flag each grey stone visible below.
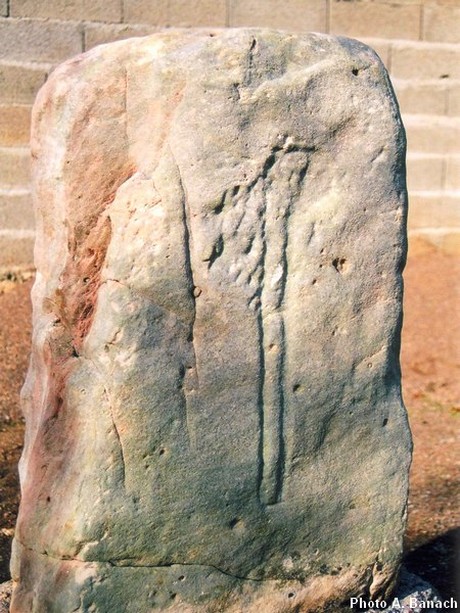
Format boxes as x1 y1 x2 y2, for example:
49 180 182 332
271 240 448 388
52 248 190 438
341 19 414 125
11 29 411 612
364 568 444 612
0 580 12 613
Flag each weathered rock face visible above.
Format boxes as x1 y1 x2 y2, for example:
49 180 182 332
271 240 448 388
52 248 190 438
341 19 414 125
11 29 411 612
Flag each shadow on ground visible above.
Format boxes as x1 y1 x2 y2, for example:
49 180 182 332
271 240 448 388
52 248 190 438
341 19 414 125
404 527 460 602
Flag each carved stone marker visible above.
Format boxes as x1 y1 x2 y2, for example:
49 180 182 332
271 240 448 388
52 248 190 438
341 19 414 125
11 29 411 612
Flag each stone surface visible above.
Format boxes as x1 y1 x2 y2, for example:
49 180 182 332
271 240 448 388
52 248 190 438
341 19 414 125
11 29 411 612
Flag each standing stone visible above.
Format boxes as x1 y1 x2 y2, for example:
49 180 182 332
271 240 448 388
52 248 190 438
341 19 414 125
11 29 411 612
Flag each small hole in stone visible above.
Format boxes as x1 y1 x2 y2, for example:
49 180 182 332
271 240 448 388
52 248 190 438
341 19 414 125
209 33 216 37
312 278 317 285
229 517 241 529
46 496 51 502
382 418 388 427
332 257 347 273
440 74 449 79
352 68 359 76
178 575 185 582
288 592 296 599
293 383 301 393
159 448 166 456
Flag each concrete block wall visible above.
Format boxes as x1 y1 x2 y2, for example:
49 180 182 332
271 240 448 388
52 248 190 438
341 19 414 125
0 0 459 272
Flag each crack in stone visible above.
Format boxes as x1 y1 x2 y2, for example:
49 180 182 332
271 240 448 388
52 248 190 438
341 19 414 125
169 149 198 448
78 354 127 490
15 539 267 583
106 560 266 583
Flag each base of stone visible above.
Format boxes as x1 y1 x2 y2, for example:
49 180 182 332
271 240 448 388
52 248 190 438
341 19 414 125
9 540 377 612
1 566 447 613
361 568 443 613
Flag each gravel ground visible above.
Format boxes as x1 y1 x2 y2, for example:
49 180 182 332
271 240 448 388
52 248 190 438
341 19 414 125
0 248 458 604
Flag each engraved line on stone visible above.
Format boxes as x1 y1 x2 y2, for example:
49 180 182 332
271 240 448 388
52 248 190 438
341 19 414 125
259 149 285 506
79 354 127 490
244 36 257 87
101 382 127 490
255 175 268 506
15 538 266 583
170 149 198 448
258 149 310 505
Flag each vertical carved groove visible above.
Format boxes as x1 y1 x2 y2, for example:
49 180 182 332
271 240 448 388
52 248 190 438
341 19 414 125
171 150 197 448
257 148 309 505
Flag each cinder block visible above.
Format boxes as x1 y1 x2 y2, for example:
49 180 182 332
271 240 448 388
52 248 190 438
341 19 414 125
423 5 460 44
0 17 83 63
0 189 34 230
0 60 50 104
392 80 447 116
169 0 226 27
229 0 326 31
11 0 122 22
404 114 460 154
406 154 444 192
0 231 35 269
408 192 460 230
445 156 460 190
0 146 31 187
358 38 391 69
409 228 460 256
423 0 460 6
447 82 460 116
84 23 158 51
391 41 460 80
329 1 421 40
123 0 168 26
373 0 458 5
0 105 32 146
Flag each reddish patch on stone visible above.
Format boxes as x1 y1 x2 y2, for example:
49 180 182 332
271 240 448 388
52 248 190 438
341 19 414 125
51 164 136 353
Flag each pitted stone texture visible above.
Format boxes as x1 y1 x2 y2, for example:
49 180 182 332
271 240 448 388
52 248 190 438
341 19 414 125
11 29 411 612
